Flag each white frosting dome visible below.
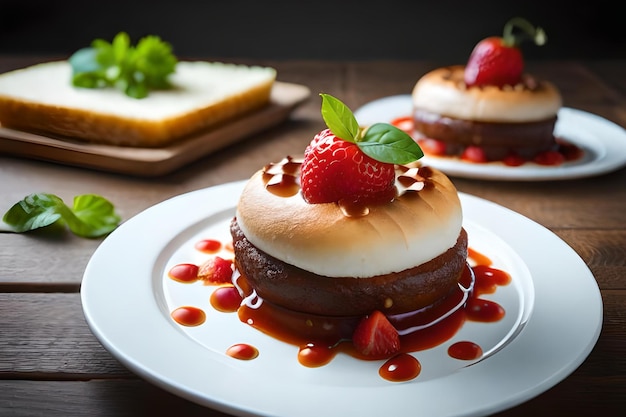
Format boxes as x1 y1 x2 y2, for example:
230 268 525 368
412 65 562 122
235 165 463 278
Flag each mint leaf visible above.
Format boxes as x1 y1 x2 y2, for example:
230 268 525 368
358 123 424 164
69 194 121 238
2 193 121 238
320 93 360 142
135 35 177 89
69 32 177 99
319 93 424 165
3 194 66 232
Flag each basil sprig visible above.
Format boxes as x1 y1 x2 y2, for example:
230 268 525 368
320 93 423 164
2 193 121 238
69 32 177 99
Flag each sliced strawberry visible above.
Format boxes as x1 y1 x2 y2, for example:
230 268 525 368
461 146 488 163
464 18 546 88
197 256 234 284
418 137 447 156
533 150 565 166
352 310 400 359
502 152 526 166
390 116 413 136
300 129 396 204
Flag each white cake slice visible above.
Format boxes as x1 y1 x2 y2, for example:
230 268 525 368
0 60 277 147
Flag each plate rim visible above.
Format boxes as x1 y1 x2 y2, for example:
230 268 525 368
81 181 603 417
354 94 626 181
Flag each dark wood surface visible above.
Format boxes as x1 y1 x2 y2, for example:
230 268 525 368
1 56 625 417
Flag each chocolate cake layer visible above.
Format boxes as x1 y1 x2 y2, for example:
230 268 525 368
413 109 558 160
231 217 468 317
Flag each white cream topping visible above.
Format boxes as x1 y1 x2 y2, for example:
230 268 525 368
412 66 562 122
235 167 463 278
0 61 276 120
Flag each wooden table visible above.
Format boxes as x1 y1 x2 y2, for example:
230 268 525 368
1 56 625 417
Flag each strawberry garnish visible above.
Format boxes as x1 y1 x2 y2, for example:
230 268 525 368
300 94 423 205
464 17 547 87
352 310 401 359
197 256 234 284
301 129 397 204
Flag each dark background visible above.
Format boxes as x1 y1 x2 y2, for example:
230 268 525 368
0 0 624 62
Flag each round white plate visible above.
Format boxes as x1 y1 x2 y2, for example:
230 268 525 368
354 94 626 181
81 181 602 417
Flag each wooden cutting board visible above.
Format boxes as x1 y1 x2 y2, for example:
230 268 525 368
0 81 310 176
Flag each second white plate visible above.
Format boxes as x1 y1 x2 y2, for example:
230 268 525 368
354 95 626 181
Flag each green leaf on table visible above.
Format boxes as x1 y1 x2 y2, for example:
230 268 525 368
2 193 121 238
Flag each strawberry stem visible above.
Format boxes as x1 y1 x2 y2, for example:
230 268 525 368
502 17 547 48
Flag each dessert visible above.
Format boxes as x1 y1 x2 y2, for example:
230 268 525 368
411 18 565 164
230 94 468 357
231 162 467 317
165 94 512 380
0 33 276 147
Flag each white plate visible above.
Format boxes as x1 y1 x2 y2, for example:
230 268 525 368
81 181 602 417
354 95 626 181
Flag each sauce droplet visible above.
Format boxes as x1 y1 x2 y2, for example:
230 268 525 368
379 353 421 382
210 285 243 312
194 239 222 253
168 263 199 283
171 306 206 326
448 341 483 360
226 343 259 360
473 265 511 295
298 343 335 368
466 298 505 322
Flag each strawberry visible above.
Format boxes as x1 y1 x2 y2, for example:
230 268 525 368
418 137 447 156
197 256 234 284
464 17 547 87
461 145 488 163
352 310 401 358
533 150 565 166
300 94 424 205
502 152 526 167
301 129 396 204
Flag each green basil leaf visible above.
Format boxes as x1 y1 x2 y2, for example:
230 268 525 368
72 72 104 88
358 123 424 164
111 32 131 63
125 79 149 99
135 35 177 89
69 32 177 99
2 193 66 232
2 193 120 238
320 93 359 142
92 38 116 69
70 194 121 238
